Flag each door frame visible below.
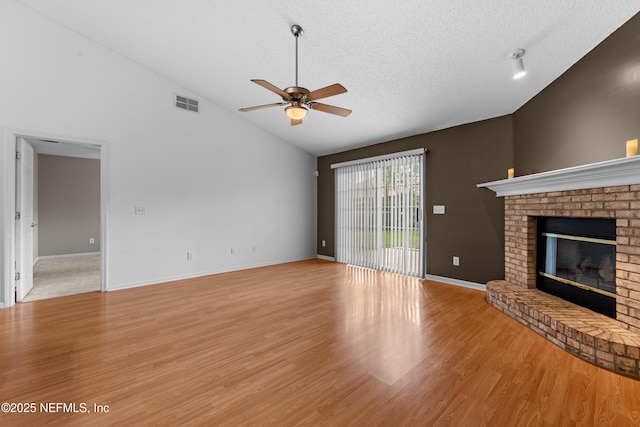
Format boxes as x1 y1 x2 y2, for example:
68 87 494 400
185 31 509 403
15 137 35 301
1 128 109 308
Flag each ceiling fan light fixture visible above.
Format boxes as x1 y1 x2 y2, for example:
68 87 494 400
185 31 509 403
239 24 350 124
511 49 526 79
285 104 308 120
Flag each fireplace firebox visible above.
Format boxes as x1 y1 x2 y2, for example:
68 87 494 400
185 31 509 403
537 217 616 318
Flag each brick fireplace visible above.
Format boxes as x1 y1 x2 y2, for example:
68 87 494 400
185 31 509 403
478 157 640 378
503 184 640 329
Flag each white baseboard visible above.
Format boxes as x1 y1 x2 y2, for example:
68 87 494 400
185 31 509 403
319 259 485 290
424 274 486 291
101 256 485 294
38 252 100 260
107 255 317 292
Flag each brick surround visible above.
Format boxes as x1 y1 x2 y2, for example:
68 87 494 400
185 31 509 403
503 184 640 333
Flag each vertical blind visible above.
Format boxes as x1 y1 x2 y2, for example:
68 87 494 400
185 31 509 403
333 151 424 277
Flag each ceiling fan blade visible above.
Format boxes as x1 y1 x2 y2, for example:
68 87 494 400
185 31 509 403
306 83 347 101
239 102 286 112
291 118 303 126
309 102 352 117
251 79 290 99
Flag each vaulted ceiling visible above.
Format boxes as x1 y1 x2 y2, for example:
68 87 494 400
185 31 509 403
17 1 640 156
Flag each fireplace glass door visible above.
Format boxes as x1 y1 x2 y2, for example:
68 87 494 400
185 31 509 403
537 217 616 318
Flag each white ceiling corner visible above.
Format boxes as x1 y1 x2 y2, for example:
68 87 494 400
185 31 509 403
16 0 640 156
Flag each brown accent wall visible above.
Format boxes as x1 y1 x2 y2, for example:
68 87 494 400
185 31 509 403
513 12 640 176
317 116 512 284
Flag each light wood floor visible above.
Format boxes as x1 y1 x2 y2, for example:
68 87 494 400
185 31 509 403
1 259 639 426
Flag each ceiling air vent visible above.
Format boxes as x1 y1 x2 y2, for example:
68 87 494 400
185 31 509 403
175 95 199 112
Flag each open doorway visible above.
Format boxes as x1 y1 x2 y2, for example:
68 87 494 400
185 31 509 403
22 138 101 301
5 130 108 307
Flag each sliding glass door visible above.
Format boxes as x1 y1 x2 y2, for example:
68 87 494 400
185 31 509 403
334 150 424 277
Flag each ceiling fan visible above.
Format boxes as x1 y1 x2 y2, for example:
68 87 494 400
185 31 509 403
239 24 351 126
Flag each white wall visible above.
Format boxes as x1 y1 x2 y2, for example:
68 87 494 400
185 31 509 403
0 1 317 301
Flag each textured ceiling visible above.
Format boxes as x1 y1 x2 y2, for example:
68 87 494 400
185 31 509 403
16 1 640 156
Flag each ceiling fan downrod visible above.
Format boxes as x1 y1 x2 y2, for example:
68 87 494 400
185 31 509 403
291 24 303 87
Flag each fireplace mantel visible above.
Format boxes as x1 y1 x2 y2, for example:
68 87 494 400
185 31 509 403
477 156 640 197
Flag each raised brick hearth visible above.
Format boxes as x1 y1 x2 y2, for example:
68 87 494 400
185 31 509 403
478 158 640 378
487 280 640 377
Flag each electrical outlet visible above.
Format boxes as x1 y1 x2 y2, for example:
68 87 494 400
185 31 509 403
231 248 235 255
433 205 445 215
187 252 193 261
252 246 257 253
453 256 460 266
135 206 146 215
89 237 95 244
322 240 326 247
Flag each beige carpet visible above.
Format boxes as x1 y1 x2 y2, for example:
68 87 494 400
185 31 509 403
23 255 101 302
